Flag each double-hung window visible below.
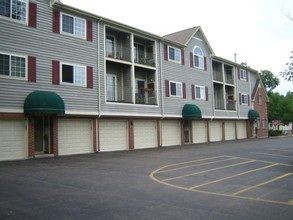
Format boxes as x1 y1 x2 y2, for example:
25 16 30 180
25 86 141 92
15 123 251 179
239 69 247 81
241 93 248 105
195 86 206 100
0 52 26 79
193 46 204 69
0 0 27 23
170 81 182 97
61 13 86 38
168 46 181 63
61 63 86 86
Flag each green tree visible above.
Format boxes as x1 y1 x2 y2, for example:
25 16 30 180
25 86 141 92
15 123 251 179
280 51 293 82
259 70 280 93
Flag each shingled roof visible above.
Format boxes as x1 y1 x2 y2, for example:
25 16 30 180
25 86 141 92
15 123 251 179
163 26 214 55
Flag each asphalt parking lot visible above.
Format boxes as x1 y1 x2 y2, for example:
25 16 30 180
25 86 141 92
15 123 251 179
0 136 293 220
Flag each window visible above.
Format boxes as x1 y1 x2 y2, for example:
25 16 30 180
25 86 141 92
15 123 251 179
106 36 115 57
0 0 27 23
106 74 117 101
61 13 85 38
134 43 145 63
61 63 85 86
0 53 26 79
241 93 248 105
257 95 262 105
239 69 247 80
168 46 181 63
195 86 206 100
193 46 204 69
170 81 182 97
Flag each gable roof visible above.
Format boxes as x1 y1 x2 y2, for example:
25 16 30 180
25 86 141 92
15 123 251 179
251 77 270 102
163 26 214 55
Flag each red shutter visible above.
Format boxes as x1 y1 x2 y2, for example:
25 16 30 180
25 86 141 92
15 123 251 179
238 68 240 80
239 93 242 105
182 83 186 99
204 56 207 71
52 10 60 33
191 85 195 100
190 52 193 67
28 56 36 82
87 20 93 42
52 60 60 85
164 44 168 61
165 80 170 97
205 86 209 101
87 66 93 88
29 2 37 28
181 49 185 65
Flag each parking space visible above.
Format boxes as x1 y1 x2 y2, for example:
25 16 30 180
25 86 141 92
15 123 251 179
150 155 293 206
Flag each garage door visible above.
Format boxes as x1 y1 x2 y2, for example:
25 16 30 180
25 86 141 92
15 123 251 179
99 120 128 152
58 119 93 155
225 121 236 140
0 119 27 161
209 121 222 142
134 120 158 149
161 120 181 147
237 121 247 139
192 121 208 144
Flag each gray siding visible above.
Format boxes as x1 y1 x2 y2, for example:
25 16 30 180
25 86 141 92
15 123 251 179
0 0 99 113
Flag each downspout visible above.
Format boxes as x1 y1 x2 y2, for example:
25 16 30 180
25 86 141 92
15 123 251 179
97 18 102 119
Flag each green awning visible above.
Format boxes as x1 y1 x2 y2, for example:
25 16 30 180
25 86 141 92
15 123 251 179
248 109 260 120
24 91 65 114
182 104 202 119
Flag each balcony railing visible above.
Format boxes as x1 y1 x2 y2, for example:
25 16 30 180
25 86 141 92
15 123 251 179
135 89 157 105
226 100 236 110
213 71 224 82
106 46 131 62
225 76 234 85
134 53 156 67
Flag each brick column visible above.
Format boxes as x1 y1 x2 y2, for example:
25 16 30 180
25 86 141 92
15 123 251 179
129 120 134 150
28 117 35 158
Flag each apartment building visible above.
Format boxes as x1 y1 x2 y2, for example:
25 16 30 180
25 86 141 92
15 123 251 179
0 0 268 161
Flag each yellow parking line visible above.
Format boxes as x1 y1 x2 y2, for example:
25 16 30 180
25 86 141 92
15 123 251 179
288 200 293 205
250 152 293 159
157 157 238 173
155 156 230 173
162 160 256 182
189 163 278 190
232 173 293 196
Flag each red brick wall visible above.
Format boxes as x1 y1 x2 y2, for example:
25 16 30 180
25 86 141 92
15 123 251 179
253 87 268 137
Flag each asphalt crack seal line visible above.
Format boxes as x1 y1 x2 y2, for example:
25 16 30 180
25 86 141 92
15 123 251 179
149 156 293 207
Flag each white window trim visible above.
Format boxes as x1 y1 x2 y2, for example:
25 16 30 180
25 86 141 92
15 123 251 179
60 12 86 39
168 46 181 64
241 93 248 105
193 46 204 70
169 80 183 98
0 0 28 25
60 62 86 87
195 85 206 100
0 51 27 81
239 69 247 81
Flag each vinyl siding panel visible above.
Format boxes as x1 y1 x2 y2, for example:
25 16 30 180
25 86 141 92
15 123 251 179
162 37 213 118
0 0 99 113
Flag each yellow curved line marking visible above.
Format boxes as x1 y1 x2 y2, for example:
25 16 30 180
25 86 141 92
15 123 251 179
149 157 293 207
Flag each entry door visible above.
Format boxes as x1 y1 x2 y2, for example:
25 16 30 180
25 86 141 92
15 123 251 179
35 116 51 154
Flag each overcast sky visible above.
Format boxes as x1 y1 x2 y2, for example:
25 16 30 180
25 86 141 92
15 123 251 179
62 0 293 95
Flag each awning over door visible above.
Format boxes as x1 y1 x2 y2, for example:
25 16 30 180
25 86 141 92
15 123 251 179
248 109 260 120
24 91 65 114
182 104 202 119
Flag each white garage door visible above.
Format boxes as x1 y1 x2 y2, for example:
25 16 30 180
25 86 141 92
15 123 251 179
134 120 158 149
0 119 27 161
209 121 222 142
192 121 208 144
99 120 128 152
58 119 93 155
161 120 181 147
237 121 247 139
225 121 236 140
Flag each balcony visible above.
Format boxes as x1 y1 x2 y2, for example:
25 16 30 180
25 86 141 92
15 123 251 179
213 71 224 82
134 52 156 67
106 45 131 62
135 89 157 105
226 100 236 110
